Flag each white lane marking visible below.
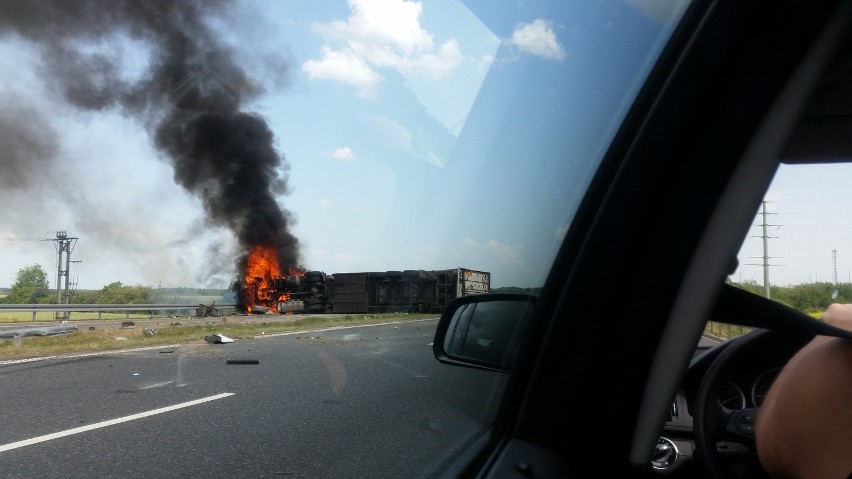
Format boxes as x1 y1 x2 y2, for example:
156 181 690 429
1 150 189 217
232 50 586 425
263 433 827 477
0 344 182 366
0 393 234 453
138 380 175 390
254 318 437 339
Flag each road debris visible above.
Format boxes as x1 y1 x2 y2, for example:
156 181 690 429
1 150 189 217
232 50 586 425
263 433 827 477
144 328 157 336
204 333 235 344
226 359 259 365
196 302 219 317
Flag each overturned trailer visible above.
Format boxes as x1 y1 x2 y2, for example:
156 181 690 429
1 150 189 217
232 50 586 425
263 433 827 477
245 267 490 314
330 268 490 314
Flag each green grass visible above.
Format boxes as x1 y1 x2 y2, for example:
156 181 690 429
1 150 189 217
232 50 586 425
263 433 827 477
704 322 752 339
0 312 437 359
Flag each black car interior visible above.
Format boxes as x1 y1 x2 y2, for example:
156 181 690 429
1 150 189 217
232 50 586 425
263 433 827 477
450 1 852 478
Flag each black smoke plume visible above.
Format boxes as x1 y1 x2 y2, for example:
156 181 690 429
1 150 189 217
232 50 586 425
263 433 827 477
0 0 303 297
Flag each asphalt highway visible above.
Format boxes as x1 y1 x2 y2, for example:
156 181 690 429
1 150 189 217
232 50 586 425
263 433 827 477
0 320 508 478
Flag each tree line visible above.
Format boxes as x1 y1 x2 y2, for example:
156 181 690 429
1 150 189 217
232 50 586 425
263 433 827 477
727 279 848 314
5 264 847 314
494 282 847 315
0 264 227 305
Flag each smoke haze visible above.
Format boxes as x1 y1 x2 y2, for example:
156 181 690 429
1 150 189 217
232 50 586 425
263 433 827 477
0 0 302 287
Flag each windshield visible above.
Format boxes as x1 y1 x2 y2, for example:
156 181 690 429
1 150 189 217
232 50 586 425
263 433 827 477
0 1 688 476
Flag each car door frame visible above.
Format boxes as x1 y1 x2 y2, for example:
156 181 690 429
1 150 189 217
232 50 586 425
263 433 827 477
442 0 852 477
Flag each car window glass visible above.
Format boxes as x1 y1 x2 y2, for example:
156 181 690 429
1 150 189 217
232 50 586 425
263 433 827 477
0 1 690 476
715 162 852 342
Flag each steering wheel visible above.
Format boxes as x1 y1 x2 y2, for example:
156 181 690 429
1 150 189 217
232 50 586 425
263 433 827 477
693 329 774 479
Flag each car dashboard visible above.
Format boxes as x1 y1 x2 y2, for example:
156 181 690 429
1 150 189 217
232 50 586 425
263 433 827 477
650 331 810 476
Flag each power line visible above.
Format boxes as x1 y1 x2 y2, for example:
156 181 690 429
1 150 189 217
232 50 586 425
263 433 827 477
743 201 784 299
1 231 80 321
53 231 79 321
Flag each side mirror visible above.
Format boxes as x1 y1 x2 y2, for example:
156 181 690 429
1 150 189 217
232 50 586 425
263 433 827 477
433 293 537 373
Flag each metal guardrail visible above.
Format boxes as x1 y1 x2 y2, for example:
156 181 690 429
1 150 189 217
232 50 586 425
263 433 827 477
0 303 237 321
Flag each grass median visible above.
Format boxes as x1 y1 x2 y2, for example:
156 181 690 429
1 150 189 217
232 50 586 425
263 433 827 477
0 312 438 359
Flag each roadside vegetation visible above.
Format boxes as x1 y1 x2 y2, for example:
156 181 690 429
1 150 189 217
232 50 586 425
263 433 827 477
0 312 437 359
3 265 845 353
705 280 837 340
0 264 230 306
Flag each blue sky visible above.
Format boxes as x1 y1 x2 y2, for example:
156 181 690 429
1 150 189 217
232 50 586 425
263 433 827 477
733 163 852 287
0 0 697 291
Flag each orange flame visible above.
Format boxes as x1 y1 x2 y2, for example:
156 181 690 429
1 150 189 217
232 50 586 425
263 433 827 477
246 245 281 284
242 246 306 314
244 245 280 312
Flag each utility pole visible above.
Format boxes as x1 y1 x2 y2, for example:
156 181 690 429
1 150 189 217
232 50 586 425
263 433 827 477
745 201 783 299
0 233 80 318
54 231 79 321
833 250 839 285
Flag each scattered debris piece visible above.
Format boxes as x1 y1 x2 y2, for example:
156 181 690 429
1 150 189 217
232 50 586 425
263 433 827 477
160 350 175 354
226 359 259 365
251 305 268 315
204 333 235 344
114 336 128 341
170 322 181 327
143 328 157 336
88 326 96 331
121 321 135 328
196 302 219 317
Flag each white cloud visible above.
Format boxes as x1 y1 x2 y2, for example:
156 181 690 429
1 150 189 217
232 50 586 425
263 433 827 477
319 199 332 207
555 224 569 240
399 39 462 79
486 239 525 267
506 19 565 60
303 0 463 96
327 146 356 162
462 238 476 247
478 54 495 70
303 47 382 97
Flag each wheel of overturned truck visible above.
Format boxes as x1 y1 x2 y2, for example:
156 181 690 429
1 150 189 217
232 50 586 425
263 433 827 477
307 303 325 313
305 271 324 284
304 298 325 313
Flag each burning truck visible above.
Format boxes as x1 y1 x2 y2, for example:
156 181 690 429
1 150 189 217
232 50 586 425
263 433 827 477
237 266 490 315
